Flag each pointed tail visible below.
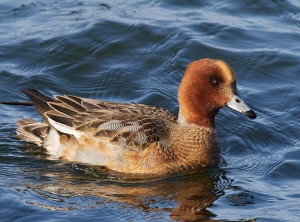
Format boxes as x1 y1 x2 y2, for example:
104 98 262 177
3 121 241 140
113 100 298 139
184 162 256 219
0 101 33 106
20 88 54 119
0 89 54 115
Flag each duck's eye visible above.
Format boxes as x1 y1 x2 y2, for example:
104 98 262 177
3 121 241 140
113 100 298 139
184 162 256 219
210 77 221 87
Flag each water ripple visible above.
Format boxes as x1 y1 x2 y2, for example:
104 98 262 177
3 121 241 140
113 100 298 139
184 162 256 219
225 140 300 177
0 0 300 221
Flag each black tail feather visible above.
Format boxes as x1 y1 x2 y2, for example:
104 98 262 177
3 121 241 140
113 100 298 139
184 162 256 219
20 89 54 119
0 101 33 106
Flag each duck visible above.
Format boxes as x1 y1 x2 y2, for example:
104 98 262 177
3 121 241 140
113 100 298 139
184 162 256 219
10 59 256 175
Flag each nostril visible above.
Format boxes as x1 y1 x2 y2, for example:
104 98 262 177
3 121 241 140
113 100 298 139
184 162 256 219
235 99 241 103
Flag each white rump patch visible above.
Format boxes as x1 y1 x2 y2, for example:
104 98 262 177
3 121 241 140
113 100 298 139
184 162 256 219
44 127 63 158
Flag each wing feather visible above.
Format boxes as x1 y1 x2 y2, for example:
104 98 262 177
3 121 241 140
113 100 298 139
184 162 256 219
22 89 177 151
48 102 78 117
54 95 86 112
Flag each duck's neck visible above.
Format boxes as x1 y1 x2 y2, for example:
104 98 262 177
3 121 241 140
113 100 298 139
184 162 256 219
178 107 218 129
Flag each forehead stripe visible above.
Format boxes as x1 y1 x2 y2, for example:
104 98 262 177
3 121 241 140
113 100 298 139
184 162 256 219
215 60 235 82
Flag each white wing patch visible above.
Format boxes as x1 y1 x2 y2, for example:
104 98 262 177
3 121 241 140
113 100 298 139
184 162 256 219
47 117 81 138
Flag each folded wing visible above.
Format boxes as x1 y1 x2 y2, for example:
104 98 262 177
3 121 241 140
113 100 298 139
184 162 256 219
21 89 177 151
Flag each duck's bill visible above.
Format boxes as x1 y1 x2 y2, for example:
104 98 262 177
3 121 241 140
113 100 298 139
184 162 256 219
226 94 257 119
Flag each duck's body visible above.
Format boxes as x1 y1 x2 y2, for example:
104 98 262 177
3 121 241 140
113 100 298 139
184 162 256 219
17 93 219 174
12 59 256 175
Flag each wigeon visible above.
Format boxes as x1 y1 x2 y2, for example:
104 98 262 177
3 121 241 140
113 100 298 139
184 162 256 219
5 59 256 175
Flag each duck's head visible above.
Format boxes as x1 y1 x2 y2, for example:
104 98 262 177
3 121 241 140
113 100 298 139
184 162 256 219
178 58 256 128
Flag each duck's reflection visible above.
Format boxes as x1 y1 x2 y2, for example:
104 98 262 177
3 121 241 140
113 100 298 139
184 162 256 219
24 164 232 221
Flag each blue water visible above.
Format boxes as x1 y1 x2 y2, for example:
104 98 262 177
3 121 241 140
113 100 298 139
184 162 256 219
0 1 299 221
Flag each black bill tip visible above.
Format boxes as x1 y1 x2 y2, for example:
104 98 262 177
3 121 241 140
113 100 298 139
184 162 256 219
245 110 257 119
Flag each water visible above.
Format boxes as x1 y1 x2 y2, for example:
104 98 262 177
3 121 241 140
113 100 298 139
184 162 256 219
0 0 299 221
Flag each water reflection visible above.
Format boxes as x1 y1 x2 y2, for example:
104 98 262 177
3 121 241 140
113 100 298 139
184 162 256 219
22 164 233 221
